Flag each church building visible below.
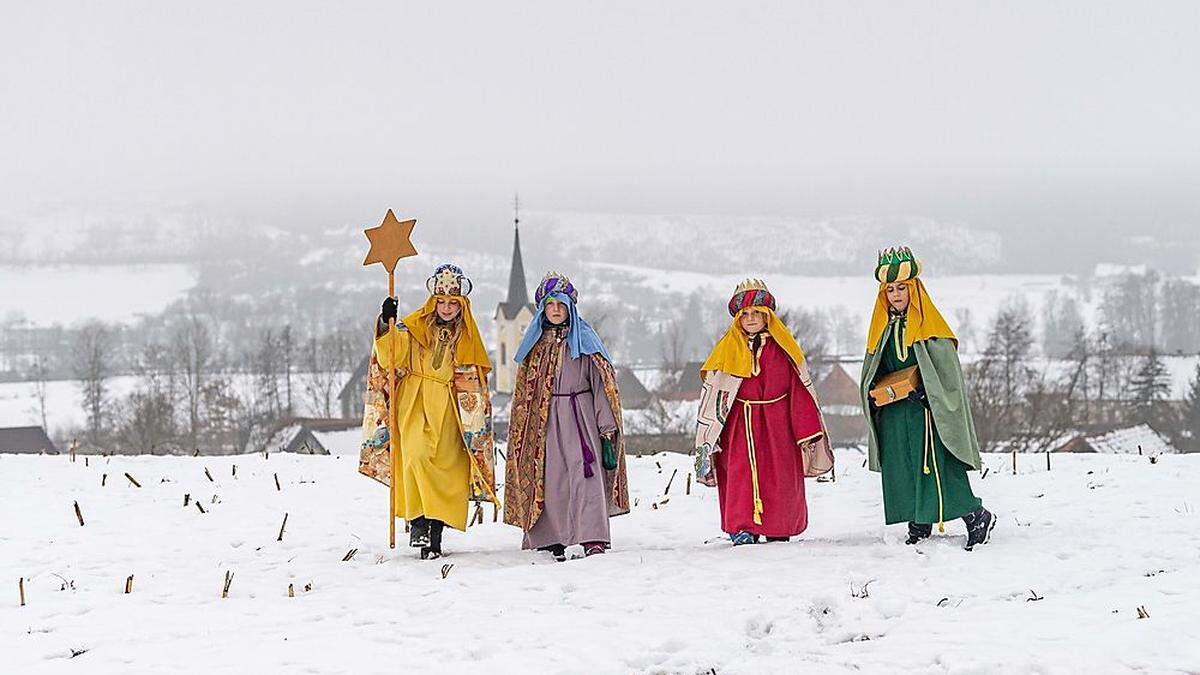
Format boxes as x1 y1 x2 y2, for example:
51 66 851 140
493 204 535 394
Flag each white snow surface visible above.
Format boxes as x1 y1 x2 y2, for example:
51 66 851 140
2 450 1198 673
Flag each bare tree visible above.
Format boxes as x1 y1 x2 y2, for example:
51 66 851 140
280 324 296 417
300 332 356 418
72 322 115 446
28 353 50 432
659 318 689 373
1099 271 1159 351
174 314 216 447
1181 364 1200 452
254 328 284 420
1041 291 1085 358
781 308 831 376
1160 278 1200 354
967 299 1036 451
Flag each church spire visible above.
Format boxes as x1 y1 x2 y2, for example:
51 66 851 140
498 193 532 319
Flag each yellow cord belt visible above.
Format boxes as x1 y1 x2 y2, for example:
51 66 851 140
410 371 452 387
921 407 946 533
736 393 788 525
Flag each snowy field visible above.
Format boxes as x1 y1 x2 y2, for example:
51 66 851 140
2 450 1198 674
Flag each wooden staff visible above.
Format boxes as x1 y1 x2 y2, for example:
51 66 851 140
363 209 418 549
388 271 398 549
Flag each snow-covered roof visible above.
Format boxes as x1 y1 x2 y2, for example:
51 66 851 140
311 428 363 456
1081 424 1175 455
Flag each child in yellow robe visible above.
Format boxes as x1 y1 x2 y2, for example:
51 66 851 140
363 263 495 559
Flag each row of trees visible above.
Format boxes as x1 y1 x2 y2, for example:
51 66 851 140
63 315 363 455
1042 271 1200 357
968 297 1200 453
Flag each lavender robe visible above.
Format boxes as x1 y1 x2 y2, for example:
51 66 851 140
522 350 618 550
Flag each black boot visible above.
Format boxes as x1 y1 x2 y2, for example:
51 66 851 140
905 522 933 545
538 544 567 562
409 516 430 548
765 536 791 543
962 507 996 551
421 519 445 560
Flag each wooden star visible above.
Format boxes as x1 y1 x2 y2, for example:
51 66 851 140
362 209 418 272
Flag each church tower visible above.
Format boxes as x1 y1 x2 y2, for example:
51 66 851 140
494 195 535 394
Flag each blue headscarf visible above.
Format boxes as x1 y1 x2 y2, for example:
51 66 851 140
514 273 611 364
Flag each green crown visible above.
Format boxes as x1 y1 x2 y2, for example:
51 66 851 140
877 246 915 267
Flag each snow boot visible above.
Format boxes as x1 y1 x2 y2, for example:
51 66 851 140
765 536 791 543
583 542 606 557
409 517 430 548
962 507 997 551
905 522 933 545
420 519 445 559
730 531 758 546
539 544 567 562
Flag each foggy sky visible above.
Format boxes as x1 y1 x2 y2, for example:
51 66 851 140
3 1 1198 264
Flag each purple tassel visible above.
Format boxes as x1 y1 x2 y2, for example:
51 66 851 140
582 443 596 478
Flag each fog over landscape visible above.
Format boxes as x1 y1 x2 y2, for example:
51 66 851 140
3 1 1199 272
4 4 1200 674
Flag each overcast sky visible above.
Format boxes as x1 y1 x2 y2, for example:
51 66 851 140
3 1 1198 263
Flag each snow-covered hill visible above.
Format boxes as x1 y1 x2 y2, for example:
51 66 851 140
522 212 1004 276
1 450 1196 673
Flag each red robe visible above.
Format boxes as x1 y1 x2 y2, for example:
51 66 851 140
715 337 824 537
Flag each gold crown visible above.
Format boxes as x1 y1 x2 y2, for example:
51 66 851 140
734 278 769 294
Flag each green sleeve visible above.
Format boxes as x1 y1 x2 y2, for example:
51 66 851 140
914 338 982 470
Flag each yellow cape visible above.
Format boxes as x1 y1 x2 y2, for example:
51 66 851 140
701 307 807 378
402 294 492 378
866 278 956 353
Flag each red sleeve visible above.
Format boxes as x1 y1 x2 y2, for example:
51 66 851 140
788 366 823 444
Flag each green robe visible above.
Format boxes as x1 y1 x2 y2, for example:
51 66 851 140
860 317 982 526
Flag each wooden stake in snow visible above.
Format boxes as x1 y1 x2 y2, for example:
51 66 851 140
663 468 678 496
19 577 25 607
204 467 214 482
277 513 289 542
221 571 233 599
85 457 89 467
1012 449 1017 475
686 472 692 495
101 473 107 487
124 575 133 594
274 473 281 491
70 438 77 462
125 473 142 488
196 501 206 514
232 464 237 478
74 501 85 527
184 493 190 507
1046 451 1051 471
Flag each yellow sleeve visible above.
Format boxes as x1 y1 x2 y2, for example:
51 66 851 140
373 324 412 371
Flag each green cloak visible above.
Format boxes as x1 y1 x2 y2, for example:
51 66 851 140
860 321 982 473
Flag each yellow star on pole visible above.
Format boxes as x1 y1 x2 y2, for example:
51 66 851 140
362 209 418 273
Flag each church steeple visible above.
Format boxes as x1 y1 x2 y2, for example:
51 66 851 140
498 194 533 320
494 193 537 394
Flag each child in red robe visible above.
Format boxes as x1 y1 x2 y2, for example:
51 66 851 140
695 280 835 544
